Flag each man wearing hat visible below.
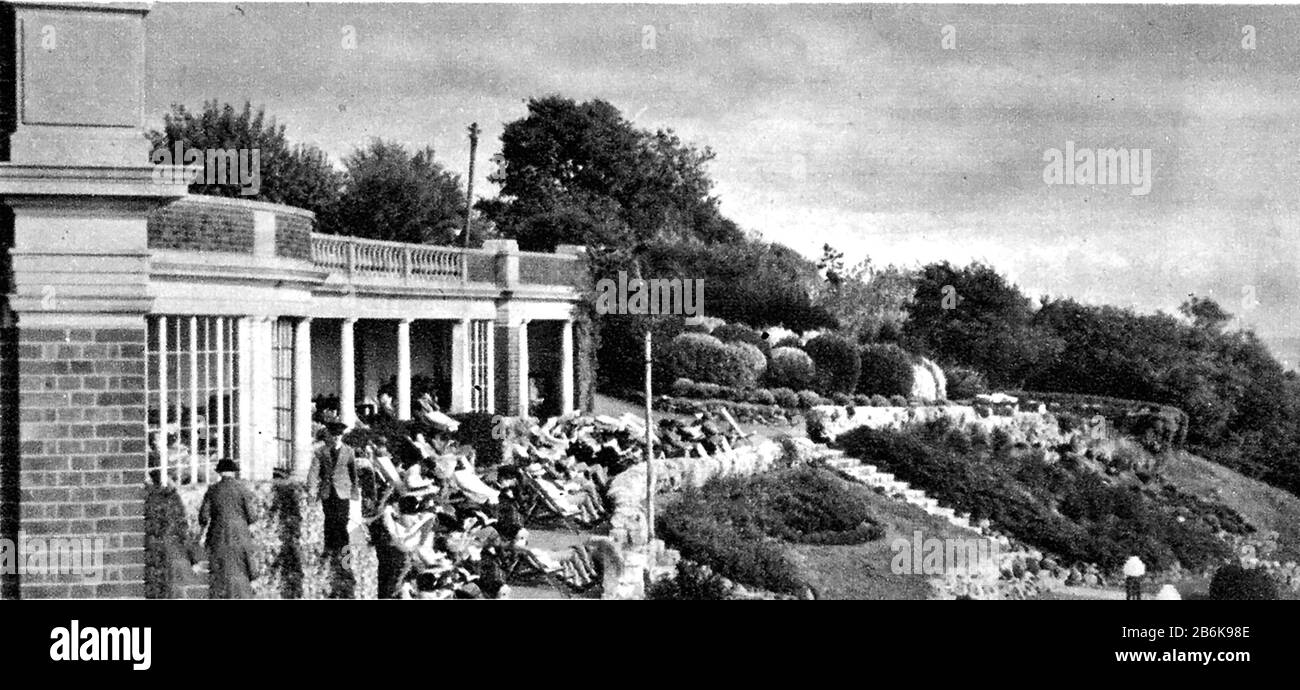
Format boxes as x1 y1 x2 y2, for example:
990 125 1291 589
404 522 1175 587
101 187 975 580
198 458 259 599
308 421 361 558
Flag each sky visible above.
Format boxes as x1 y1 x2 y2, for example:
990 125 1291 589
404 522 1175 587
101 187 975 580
145 3 1300 363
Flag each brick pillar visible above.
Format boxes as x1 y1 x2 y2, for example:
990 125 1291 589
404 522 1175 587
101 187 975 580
0 322 19 599
0 1 186 599
13 324 148 598
494 316 525 416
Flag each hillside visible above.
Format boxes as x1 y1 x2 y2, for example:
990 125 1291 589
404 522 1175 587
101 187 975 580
1162 451 1300 563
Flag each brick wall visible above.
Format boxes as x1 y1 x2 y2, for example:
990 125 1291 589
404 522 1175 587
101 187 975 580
0 324 18 599
147 198 254 254
275 212 312 260
519 254 582 287
15 325 148 598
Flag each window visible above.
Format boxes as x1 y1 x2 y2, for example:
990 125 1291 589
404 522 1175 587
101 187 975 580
145 316 240 486
470 320 492 413
272 318 295 475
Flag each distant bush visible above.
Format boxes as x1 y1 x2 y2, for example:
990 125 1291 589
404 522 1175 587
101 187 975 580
665 333 759 389
671 378 695 398
695 382 722 399
831 392 853 406
945 366 989 400
749 388 776 406
870 394 890 407
858 343 916 397
852 393 871 406
767 346 816 391
773 335 803 349
713 323 771 356
771 387 799 408
804 334 861 394
797 390 823 409
728 341 768 386
889 395 907 407
1209 564 1277 600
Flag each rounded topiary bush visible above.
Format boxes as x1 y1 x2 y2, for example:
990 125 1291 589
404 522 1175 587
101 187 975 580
870 394 890 407
889 394 908 407
771 387 799 408
858 343 916 397
671 378 695 398
804 334 861 394
665 332 761 389
767 346 816 391
797 389 822 409
750 388 777 405
831 392 853 406
728 341 768 386
945 366 989 400
1209 564 1277 600
713 322 771 356
773 335 803 349
695 382 722 399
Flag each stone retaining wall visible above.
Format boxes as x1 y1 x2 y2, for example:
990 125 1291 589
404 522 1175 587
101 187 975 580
601 439 784 599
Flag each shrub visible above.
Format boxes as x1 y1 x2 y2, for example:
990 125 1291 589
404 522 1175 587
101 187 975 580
870 394 890 407
657 468 884 594
946 366 989 400
804 334 861 393
1209 564 1277 600
852 393 871 406
647 561 733 600
670 378 695 398
797 390 822 409
889 394 907 407
665 332 760 389
713 322 771 356
767 346 816 391
695 382 722 399
750 388 777 406
773 335 803 349
771 387 799 408
831 392 853 406
727 341 768 386
858 343 916 397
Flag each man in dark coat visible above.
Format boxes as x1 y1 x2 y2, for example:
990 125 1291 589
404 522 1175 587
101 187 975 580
198 458 259 599
308 421 360 555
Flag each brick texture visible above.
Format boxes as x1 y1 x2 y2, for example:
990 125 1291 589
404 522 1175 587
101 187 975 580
495 324 522 415
275 212 312 260
0 324 18 599
147 198 254 254
14 325 148 598
519 254 583 287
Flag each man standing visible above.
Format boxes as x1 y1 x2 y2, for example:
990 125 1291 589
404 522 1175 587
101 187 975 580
1123 555 1146 601
308 422 361 557
198 458 259 599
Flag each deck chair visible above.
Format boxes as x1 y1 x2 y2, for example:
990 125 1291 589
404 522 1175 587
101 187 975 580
513 468 584 533
495 543 592 598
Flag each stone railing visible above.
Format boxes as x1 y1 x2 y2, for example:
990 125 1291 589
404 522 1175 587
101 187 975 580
312 233 467 283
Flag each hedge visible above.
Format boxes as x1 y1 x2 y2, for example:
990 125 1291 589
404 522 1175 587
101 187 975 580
664 332 764 389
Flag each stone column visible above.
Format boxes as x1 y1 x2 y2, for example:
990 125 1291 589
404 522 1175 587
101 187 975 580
339 318 356 427
449 318 469 413
396 318 411 420
560 319 575 414
293 317 313 480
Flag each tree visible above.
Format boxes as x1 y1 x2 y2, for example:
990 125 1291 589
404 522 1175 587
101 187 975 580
903 262 1062 387
148 100 343 217
482 95 743 253
327 139 484 245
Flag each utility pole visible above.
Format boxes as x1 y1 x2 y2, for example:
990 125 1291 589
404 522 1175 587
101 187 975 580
464 122 480 248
